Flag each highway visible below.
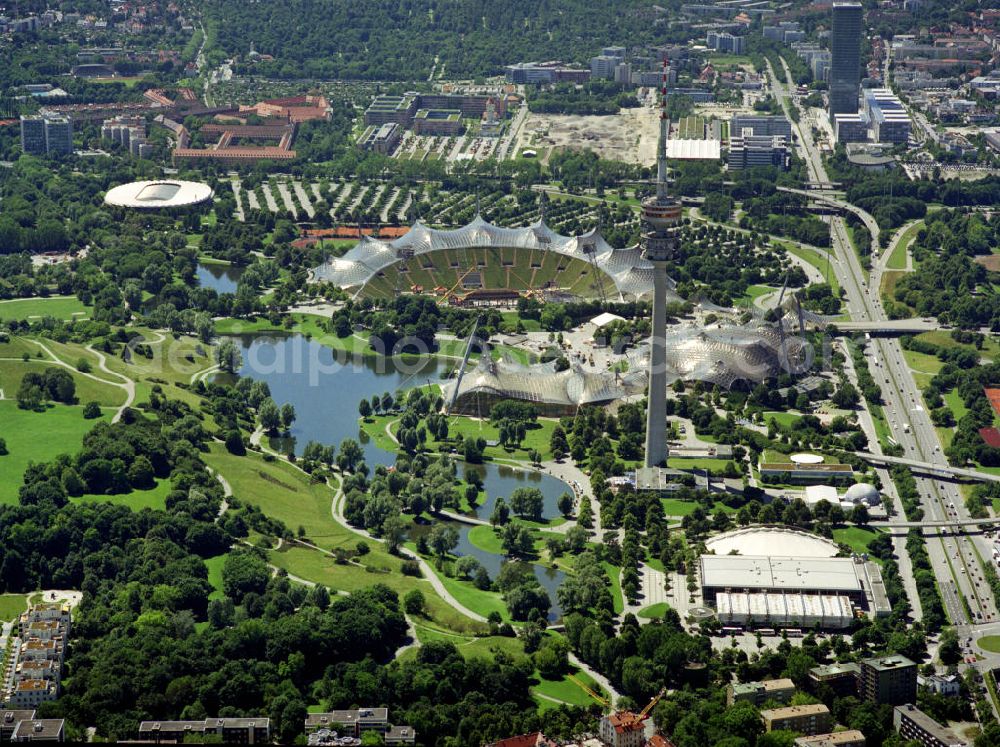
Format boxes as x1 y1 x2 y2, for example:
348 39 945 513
767 57 999 633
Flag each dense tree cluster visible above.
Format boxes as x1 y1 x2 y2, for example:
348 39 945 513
206 0 666 80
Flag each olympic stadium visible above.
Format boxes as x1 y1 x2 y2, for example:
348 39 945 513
310 215 678 302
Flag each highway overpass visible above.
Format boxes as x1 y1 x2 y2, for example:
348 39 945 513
856 452 1000 484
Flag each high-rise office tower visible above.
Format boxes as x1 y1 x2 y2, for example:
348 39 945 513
20 114 73 156
829 2 863 116
642 60 682 468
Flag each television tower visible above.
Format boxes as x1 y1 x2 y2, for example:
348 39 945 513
643 58 682 468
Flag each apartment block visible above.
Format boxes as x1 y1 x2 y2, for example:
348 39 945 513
795 731 866 747
809 663 859 697
859 655 917 706
761 704 832 736
138 717 269 744
893 704 967 747
728 678 796 706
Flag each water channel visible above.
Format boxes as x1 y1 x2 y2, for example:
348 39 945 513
225 332 569 620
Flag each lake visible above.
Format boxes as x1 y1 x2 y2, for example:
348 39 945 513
224 331 573 620
408 520 566 622
197 262 245 294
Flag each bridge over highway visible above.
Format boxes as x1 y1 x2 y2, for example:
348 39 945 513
836 320 942 334
873 518 1000 529
777 187 881 255
856 452 1000 484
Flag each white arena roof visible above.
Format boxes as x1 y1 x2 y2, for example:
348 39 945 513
700 555 863 593
705 527 839 558
666 139 721 160
104 180 213 209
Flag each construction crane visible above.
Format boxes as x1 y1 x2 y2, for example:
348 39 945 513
568 674 609 707
638 688 667 720
438 266 477 305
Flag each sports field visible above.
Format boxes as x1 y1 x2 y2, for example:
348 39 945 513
361 246 616 301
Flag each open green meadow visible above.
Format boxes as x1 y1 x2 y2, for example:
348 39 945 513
73 477 173 512
0 593 27 621
0 296 91 322
0 401 105 505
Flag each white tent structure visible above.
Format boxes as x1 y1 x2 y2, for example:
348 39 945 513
310 215 673 299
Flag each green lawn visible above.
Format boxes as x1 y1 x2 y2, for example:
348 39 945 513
902 349 942 389
468 525 504 554
660 498 701 517
362 413 560 464
204 554 227 600
603 562 624 615
269 543 488 635
204 444 362 554
763 411 801 428
666 457 733 472
916 330 1000 364
638 602 669 619
943 389 969 423
979 636 1000 654
0 401 105 505
784 244 839 294
205 445 492 634
0 593 27 621
0 296 91 322
0 358 126 408
74 477 173 512
415 550 511 622
887 221 921 270
533 670 603 707
832 526 881 555
870 403 893 450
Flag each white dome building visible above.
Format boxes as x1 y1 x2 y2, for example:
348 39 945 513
843 482 881 506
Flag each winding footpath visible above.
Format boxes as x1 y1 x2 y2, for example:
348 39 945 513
83 344 136 422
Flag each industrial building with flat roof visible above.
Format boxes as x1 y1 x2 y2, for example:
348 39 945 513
758 461 855 483
893 704 967 747
701 554 891 626
761 704 832 735
730 114 792 138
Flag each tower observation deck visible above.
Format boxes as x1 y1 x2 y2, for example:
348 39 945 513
643 59 682 468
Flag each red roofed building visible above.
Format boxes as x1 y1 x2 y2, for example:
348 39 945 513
599 712 647 747
240 95 331 123
646 736 677 747
979 427 1000 448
